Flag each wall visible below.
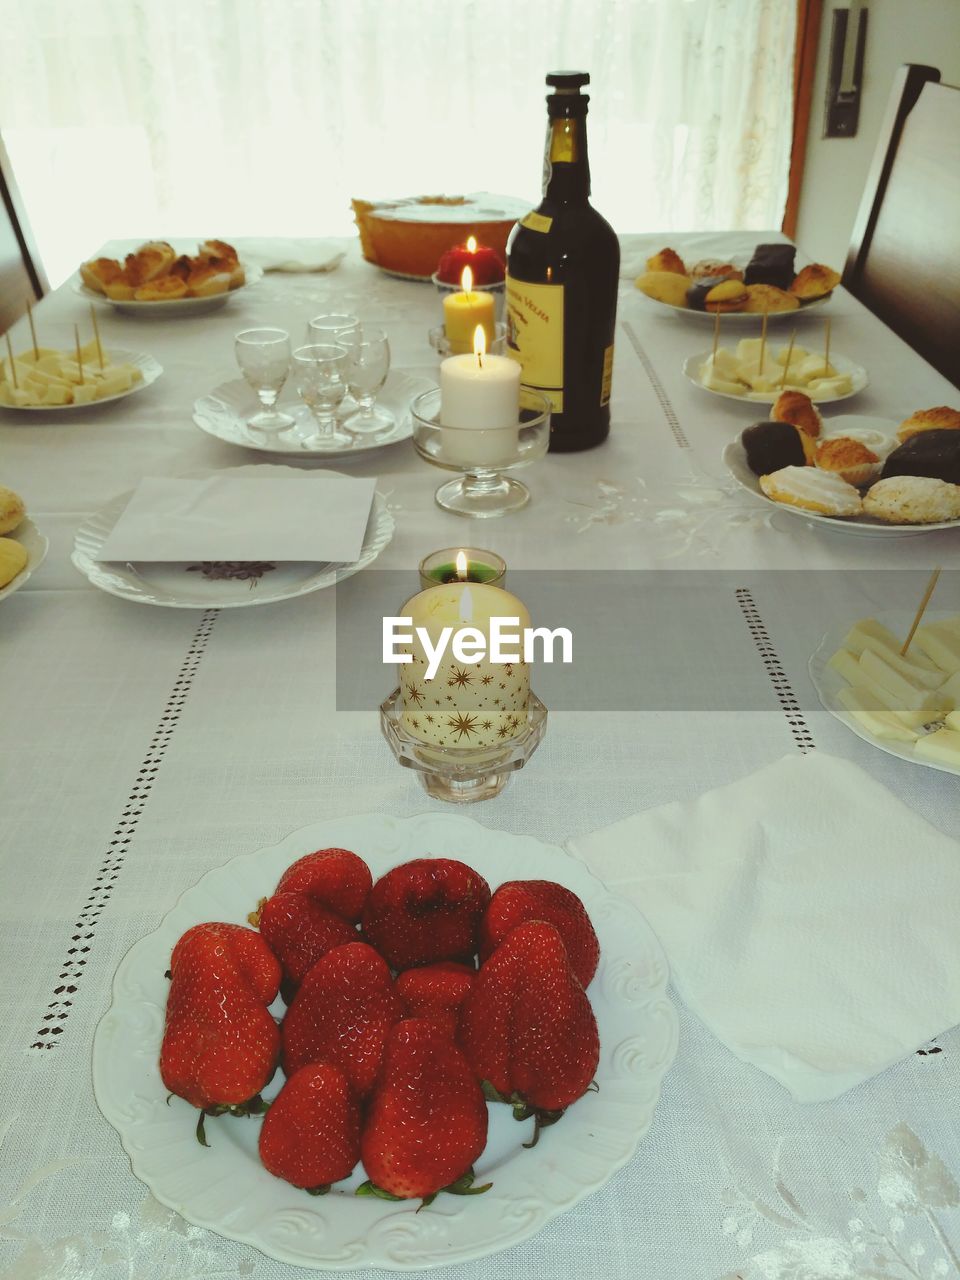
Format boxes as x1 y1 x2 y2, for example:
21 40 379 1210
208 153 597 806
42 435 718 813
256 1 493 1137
795 0 960 265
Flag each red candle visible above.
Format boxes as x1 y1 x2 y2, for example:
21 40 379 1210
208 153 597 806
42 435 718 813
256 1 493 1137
436 236 505 286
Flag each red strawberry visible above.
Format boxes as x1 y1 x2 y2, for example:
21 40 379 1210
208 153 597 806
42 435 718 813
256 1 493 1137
396 962 475 1037
281 942 403 1097
160 923 281 1138
259 1063 360 1193
257 892 358 991
362 858 491 970
360 1019 489 1201
459 920 599 1126
480 880 600 988
274 847 372 923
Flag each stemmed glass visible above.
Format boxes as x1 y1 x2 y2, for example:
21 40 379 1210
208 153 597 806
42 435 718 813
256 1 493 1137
292 344 353 448
343 326 393 435
234 328 294 433
306 313 360 346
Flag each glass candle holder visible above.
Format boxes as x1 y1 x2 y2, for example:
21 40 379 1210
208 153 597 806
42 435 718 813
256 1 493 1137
410 385 551 518
428 321 508 360
432 273 506 323
418 548 506 589
380 686 547 803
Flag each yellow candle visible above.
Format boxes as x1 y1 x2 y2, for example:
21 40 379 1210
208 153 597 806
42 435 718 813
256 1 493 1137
398 582 530 748
443 265 495 354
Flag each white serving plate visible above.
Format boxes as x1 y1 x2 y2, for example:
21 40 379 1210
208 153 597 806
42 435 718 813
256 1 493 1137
193 370 434 458
638 290 831 323
723 423 960 537
70 465 394 608
0 349 163 412
92 812 678 1270
0 518 49 601
810 611 960 777
74 263 263 316
685 350 867 405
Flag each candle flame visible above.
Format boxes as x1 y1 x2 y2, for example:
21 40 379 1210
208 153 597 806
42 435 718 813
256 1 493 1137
458 585 473 623
473 325 486 367
461 264 473 297
466 235 477 253
455 550 468 580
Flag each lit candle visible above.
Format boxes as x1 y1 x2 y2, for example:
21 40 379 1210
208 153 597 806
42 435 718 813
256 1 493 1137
440 325 521 466
398 581 531 749
442 265 496 354
419 546 506 588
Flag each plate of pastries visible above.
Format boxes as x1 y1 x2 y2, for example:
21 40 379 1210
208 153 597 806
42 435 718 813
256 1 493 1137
76 240 262 315
0 342 161 409
810 611 960 776
724 400 960 534
635 243 840 319
685 337 866 404
0 485 48 600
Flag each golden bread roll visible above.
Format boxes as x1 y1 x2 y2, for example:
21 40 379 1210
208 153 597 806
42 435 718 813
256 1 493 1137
103 271 138 301
80 257 123 294
863 475 960 524
742 283 799 313
186 266 231 297
815 437 880 487
0 486 26 534
134 276 188 301
634 270 692 307
199 238 239 264
645 247 687 275
789 263 841 300
0 537 27 588
897 406 960 442
772 390 821 438
690 259 743 282
704 278 748 313
760 466 862 516
169 255 195 281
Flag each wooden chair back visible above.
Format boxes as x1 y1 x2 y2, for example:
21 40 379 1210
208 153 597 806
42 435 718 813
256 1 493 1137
843 64 960 387
0 133 48 335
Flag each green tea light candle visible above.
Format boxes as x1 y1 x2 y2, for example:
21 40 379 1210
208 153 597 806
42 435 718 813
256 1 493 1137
418 547 506 590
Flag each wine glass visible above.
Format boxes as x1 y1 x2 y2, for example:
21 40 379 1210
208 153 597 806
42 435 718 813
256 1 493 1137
343 326 393 434
306 313 360 345
234 328 295 433
292 344 352 448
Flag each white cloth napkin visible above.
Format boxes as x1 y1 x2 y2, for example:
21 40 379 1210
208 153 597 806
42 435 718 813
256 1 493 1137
232 238 345 273
97 475 375 562
568 753 960 1103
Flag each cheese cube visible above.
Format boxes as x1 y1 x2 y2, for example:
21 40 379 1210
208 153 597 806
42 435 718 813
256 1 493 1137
860 649 953 713
806 374 854 398
775 344 809 366
72 383 98 405
701 367 745 395
835 686 925 743
736 338 765 363
914 625 960 675
795 355 836 382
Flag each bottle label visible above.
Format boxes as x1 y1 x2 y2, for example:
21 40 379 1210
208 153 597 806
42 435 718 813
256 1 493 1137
520 211 553 234
505 275 564 414
600 343 614 405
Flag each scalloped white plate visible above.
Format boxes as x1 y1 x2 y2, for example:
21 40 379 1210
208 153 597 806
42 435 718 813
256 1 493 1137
0 349 163 412
638 290 831 323
0 518 49 601
810 610 960 777
685 350 867 405
92 813 678 1270
74 264 263 316
70 465 395 607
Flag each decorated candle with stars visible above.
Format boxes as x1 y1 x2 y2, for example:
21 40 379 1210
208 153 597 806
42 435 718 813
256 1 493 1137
397 582 531 749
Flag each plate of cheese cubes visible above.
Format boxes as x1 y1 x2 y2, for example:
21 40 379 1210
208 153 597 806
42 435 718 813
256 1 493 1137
684 338 866 404
810 611 960 775
0 342 162 410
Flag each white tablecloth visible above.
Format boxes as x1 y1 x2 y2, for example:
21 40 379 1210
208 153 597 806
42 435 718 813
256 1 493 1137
2 235 959 1280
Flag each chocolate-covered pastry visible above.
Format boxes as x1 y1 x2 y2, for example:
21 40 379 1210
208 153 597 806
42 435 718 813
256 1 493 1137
744 243 796 290
686 275 727 311
742 421 807 476
881 429 960 486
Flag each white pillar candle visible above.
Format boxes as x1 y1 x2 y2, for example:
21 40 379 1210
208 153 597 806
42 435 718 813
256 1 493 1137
439 327 521 467
398 581 531 749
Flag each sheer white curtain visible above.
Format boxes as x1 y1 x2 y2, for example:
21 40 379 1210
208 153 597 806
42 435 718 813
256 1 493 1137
0 0 796 286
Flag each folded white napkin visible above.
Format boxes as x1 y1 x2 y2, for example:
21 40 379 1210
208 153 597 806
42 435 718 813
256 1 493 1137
568 753 960 1103
97 475 375 563
232 238 345 273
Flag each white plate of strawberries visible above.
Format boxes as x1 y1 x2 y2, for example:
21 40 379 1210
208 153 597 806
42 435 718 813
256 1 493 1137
93 812 678 1270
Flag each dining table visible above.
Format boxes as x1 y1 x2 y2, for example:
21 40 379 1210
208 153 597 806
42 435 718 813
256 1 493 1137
2 229 959 1280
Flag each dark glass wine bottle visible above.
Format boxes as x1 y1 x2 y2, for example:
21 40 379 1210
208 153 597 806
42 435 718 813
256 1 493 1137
505 71 619 452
